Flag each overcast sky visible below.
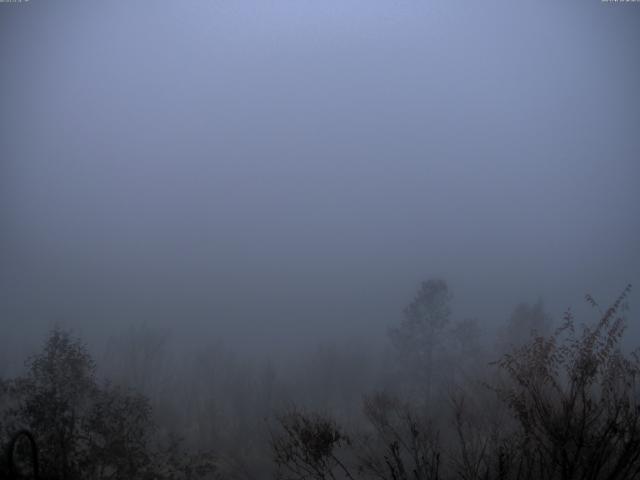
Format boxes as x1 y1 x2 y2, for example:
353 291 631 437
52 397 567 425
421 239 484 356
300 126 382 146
1 0 639 354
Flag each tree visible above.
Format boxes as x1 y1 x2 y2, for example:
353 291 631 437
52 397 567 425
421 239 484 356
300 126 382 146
271 408 354 480
447 318 486 386
493 284 640 480
497 300 551 353
83 383 155 479
360 392 441 480
1 328 215 480
389 279 452 401
15 328 98 479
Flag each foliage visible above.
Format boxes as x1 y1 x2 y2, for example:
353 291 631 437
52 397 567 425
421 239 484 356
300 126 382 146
9 328 99 479
3 283 639 480
0 328 215 480
154 432 217 480
492 284 640 480
359 392 441 480
271 408 354 480
273 284 640 480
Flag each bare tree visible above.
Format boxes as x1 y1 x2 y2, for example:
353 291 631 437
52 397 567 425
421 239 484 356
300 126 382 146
271 407 355 480
494 284 640 480
359 392 441 480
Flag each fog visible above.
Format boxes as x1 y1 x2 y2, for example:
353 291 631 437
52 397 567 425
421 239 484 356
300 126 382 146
2 0 637 353
1 1 640 478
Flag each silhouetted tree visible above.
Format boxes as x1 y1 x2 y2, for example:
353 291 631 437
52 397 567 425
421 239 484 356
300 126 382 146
12 328 98 479
0 328 215 480
494 284 640 480
389 279 452 401
271 408 354 480
497 300 551 353
359 392 441 480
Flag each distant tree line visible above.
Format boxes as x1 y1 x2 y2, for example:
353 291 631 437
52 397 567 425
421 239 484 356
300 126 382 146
271 282 639 480
0 280 636 480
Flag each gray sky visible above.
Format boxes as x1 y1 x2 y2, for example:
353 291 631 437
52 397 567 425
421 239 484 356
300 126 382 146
1 0 639 353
